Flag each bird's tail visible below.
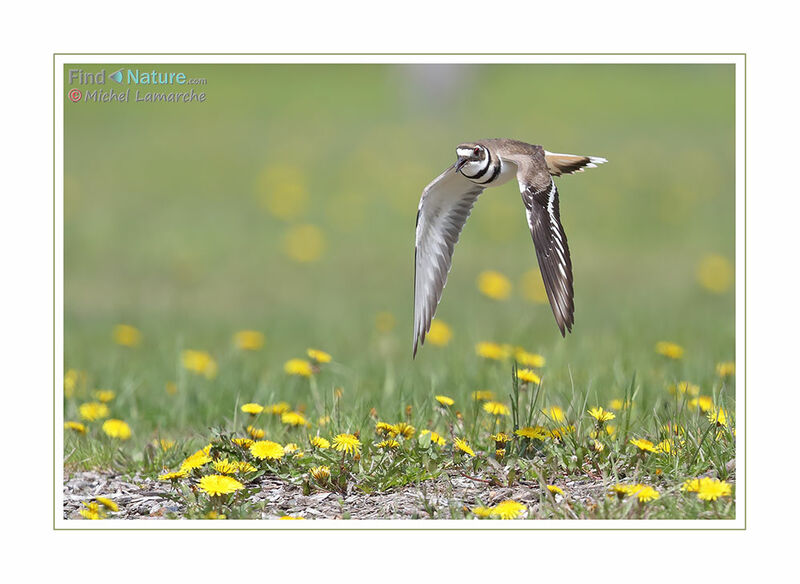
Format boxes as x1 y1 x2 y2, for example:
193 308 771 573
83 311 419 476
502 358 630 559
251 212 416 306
544 151 608 176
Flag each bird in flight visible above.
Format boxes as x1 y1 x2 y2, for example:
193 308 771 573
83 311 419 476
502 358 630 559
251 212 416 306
412 138 607 357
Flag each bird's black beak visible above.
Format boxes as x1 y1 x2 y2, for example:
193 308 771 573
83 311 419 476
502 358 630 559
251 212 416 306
454 157 468 173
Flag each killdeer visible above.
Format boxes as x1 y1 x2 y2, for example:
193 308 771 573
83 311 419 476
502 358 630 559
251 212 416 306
413 138 607 356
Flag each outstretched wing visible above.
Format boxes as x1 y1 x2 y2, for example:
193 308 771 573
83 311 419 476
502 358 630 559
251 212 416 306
544 151 608 176
413 165 485 356
520 178 574 335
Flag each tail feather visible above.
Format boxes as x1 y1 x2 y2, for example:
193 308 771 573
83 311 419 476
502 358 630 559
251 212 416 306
544 151 608 176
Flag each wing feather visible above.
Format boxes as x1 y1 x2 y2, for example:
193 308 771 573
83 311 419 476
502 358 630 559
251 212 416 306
520 179 575 335
413 166 485 356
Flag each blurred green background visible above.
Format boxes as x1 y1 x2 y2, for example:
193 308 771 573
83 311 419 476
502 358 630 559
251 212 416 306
63 64 735 435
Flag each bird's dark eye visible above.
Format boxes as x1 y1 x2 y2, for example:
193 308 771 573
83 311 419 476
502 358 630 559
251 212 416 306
473 147 480 155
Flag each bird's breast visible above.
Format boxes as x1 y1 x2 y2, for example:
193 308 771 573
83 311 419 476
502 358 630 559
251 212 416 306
491 158 518 187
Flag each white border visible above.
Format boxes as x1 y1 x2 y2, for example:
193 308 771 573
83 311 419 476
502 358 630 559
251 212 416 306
54 53 745 530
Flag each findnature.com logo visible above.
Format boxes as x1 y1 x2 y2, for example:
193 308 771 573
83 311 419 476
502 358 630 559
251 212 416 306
66 68 208 103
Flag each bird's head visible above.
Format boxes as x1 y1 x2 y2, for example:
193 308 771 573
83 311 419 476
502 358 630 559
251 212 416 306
454 142 488 176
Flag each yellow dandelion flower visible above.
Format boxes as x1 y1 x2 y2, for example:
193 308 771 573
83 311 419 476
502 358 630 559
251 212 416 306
696 253 733 294
267 402 291 415
64 369 85 398
682 478 710 493
550 425 575 440
427 320 453 346
716 361 735 377
318 415 331 426
375 422 395 436
95 497 118 511
471 506 494 518
241 403 264 415
669 381 700 396
682 477 732 500
64 421 87 434
588 407 615 423
541 406 566 423
158 468 188 481
392 422 416 439
454 437 475 457
419 429 446 446
198 474 244 496
310 436 331 449
250 440 285 460
547 485 564 496
515 426 548 441
165 381 178 395
284 358 313 377
477 270 512 300
680 478 698 493
633 485 660 503
655 439 678 454
232 437 254 449
307 348 332 363
495 448 506 459
514 349 545 369
279 515 306 520
181 350 218 379
491 432 512 444
236 461 257 473
247 426 266 439
332 433 361 455
516 368 541 384
79 501 103 520
707 407 730 427
483 401 510 416
112 324 141 347
609 484 637 499
310 465 331 483
591 439 605 452
284 223 326 263
205 511 226 520
435 395 454 407
159 439 176 451
697 478 733 501
234 330 265 351
283 443 300 454
375 311 396 333
476 342 508 360
180 449 212 471
102 419 131 440
629 438 657 453
212 459 239 474
520 268 548 304
655 341 684 360
609 398 631 410
471 390 496 401
79 402 109 422
93 389 115 403
281 411 309 427
689 396 714 412
376 439 400 449
491 500 526 519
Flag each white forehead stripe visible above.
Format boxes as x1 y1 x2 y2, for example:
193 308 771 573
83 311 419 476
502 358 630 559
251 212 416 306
457 148 475 157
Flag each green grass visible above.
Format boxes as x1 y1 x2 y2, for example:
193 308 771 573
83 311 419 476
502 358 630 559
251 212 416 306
63 63 736 520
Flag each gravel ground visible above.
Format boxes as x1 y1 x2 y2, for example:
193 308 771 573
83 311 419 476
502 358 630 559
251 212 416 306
62 470 609 520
